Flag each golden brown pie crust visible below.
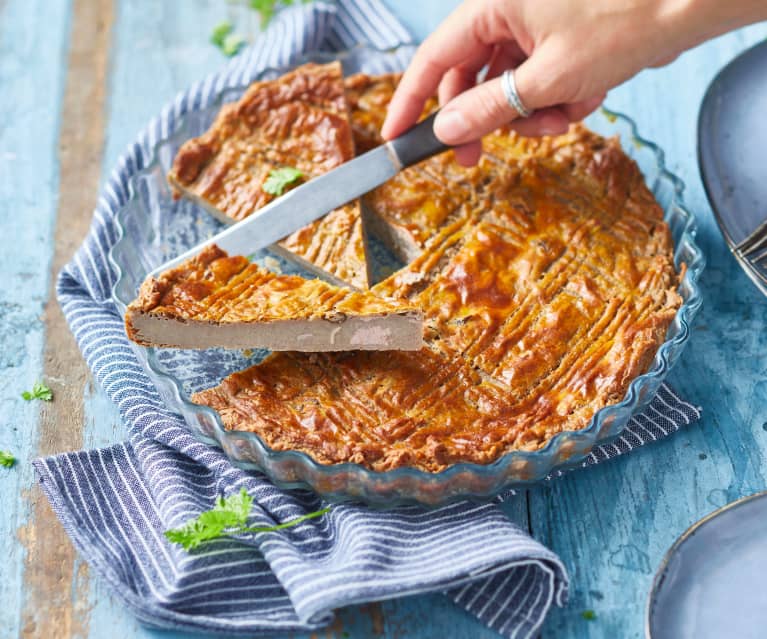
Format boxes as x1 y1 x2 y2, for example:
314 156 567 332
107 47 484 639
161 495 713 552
169 62 370 289
190 76 683 472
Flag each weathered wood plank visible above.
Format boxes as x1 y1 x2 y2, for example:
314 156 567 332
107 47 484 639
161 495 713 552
17 1 115 638
0 0 73 637
534 23 767 639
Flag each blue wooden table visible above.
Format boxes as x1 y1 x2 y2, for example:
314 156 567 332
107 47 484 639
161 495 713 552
2 1 766 637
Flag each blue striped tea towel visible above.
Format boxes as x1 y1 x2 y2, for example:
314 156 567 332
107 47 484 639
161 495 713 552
34 1 702 637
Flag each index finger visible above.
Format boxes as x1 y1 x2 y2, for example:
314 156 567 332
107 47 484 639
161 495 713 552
381 3 491 139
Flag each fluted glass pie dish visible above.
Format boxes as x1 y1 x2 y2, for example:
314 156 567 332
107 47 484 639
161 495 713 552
109 46 704 506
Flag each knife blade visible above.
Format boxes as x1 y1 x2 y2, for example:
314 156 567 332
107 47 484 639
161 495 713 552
149 111 448 278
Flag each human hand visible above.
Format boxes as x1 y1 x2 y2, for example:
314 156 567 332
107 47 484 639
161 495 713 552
382 0 767 165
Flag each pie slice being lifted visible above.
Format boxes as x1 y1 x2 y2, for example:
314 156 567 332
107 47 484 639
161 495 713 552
168 62 371 289
125 245 423 352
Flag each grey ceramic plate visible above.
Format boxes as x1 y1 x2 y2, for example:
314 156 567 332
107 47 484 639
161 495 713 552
698 39 767 295
646 490 767 639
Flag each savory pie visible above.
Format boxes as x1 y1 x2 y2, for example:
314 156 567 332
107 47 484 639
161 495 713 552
189 71 682 472
125 245 422 351
168 62 371 289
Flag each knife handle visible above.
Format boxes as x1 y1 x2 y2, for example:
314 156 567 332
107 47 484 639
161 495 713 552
388 111 450 168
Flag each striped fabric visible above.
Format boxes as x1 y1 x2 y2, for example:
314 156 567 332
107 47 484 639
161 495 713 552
34 1 702 637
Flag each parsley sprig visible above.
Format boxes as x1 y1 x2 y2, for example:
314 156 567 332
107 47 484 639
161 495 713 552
211 21 233 47
0 451 16 468
22 381 53 402
164 488 330 551
262 167 304 196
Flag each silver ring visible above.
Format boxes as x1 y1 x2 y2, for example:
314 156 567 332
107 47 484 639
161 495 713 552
501 69 533 118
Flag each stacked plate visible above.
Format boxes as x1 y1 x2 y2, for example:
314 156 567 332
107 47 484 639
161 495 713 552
698 40 767 295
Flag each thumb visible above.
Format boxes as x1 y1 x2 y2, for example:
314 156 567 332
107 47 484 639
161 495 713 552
433 48 572 146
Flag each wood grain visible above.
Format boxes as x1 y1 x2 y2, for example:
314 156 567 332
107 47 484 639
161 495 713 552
0 0 81 634
19 0 114 638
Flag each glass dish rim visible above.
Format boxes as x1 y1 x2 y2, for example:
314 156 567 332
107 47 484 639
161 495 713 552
108 44 705 495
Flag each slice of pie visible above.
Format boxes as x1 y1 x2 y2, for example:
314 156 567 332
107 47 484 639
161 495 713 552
191 123 682 472
169 62 371 289
125 245 422 352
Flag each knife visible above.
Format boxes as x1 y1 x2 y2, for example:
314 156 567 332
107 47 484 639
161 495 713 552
149 112 449 277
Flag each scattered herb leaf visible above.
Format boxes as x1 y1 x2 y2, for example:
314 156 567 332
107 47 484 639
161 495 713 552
581 609 597 621
210 21 233 47
262 167 304 195
22 381 53 402
221 33 246 57
164 487 330 551
211 22 246 57
0 451 16 468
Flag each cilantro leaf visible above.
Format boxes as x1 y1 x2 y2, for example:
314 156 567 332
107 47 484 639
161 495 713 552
210 21 233 47
221 33 246 57
22 381 53 402
211 22 245 57
164 487 330 551
0 450 15 468
581 609 597 621
165 512 232 550
213 486 253 523
262 167 304 196
165 489 252 550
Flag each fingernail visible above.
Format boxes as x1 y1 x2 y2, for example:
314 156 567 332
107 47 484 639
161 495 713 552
539 124 565 136
434 109 471 143
538 119 569 137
